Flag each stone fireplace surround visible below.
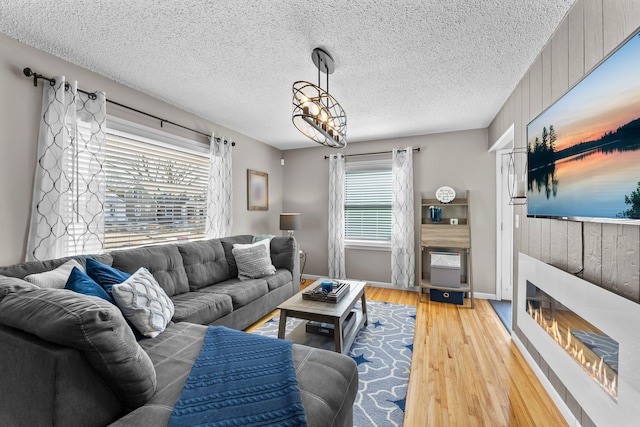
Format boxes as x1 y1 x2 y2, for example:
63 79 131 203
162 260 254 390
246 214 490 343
515 253 640 427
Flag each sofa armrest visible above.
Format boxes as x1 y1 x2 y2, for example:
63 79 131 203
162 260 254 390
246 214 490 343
270 237 300 292
0 324 124 427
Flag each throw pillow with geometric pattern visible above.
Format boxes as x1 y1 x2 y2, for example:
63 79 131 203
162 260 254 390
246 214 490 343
111 267 175 338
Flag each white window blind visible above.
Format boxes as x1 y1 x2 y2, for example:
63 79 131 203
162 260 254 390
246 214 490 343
104 132 209 250
345 163 392 242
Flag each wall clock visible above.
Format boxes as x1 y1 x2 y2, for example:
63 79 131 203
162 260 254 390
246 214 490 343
435 186 456 203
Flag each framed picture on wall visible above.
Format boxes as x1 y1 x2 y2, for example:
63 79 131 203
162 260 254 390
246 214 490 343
247 169 268 211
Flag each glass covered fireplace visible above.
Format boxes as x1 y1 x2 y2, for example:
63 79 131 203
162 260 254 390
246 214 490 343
517 253 640 426
525 282 618 399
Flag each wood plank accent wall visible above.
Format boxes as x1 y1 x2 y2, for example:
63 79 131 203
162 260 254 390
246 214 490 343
489 10 640 419
489 0 640 310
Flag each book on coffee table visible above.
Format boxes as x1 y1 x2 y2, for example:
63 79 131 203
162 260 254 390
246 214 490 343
305 309 357 337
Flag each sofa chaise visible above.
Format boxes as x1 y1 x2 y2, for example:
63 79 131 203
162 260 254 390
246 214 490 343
0 235 358 426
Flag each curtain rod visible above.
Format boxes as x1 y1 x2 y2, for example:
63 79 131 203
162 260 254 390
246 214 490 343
22 67 234 146
324 147 420 159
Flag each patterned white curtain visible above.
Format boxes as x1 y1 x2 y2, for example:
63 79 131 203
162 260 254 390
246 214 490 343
328 153 346 279
26 77 106 261
205 136 233 238
391 147 415 287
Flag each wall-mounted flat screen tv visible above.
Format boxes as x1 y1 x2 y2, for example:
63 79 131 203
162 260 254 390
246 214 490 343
527 29 640 223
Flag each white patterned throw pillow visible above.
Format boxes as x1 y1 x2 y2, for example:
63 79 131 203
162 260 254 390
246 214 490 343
232 239 276 280
111 267 174 338
24 259 85 289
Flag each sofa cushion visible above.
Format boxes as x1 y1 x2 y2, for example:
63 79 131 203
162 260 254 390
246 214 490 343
0 275 40 303
232 240 276 279
111 245 189 297
0 287 156 410
171 291 233 324
112 268 175 338
65 267 115 304
86 257 131 295
110 322 209 427
24 259 85 289
111 325 359 427
0 254 113 279
197 278 269 309
270 236 297 272
220 235 253 278
293 344 358 427
266 269 293 291
177 239 231 290
0 323 124 427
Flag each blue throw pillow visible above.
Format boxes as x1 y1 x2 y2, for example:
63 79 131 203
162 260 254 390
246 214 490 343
65 267 115 304
86 258 131 295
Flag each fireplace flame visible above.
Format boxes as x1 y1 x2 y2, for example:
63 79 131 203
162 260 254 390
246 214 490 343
527 302 617 399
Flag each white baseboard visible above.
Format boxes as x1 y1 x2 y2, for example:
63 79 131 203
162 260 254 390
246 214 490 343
301 274 498 300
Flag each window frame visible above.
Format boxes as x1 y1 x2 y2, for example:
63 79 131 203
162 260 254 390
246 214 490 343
344 159 392 251
104 116 210 251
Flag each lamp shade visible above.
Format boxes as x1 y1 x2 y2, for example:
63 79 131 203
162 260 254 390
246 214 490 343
280 213 302 231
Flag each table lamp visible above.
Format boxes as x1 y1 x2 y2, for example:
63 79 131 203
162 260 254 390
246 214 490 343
280 213 302 237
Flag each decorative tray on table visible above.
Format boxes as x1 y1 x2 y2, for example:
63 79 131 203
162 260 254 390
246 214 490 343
302 281 351 303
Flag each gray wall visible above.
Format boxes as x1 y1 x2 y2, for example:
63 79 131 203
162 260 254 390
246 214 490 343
0 33 284 266
282 129 497 295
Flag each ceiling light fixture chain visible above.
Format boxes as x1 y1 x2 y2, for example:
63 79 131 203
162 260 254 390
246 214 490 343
292 47 347 148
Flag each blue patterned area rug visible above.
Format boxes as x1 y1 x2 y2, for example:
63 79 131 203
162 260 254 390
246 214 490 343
251 300 416 427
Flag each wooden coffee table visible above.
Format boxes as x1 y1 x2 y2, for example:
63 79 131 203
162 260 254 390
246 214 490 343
277 279 368 353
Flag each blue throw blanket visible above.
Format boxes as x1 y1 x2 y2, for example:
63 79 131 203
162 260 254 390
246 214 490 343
168 326 307 427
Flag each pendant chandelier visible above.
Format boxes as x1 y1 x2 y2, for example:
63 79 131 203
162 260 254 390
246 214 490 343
292 48 347 148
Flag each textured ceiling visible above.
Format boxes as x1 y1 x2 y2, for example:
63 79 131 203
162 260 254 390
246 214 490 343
0 0 575 150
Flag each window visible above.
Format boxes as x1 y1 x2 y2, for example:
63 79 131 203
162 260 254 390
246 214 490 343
345 160 392 248
104 119 209 250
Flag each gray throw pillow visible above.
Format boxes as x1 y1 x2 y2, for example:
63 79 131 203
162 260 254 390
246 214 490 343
0 287 156 410
232 240 276 279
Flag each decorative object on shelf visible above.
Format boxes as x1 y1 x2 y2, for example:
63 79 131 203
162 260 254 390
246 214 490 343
429 206 442 223
292 48 347 148
435 186 456 203
279 213 302 237
506 148 527 205
247 169 269 210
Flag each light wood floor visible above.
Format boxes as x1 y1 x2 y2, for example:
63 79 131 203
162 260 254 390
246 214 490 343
246 284 567 427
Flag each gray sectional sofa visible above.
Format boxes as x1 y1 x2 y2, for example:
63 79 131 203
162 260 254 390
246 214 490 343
0 235 358 426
